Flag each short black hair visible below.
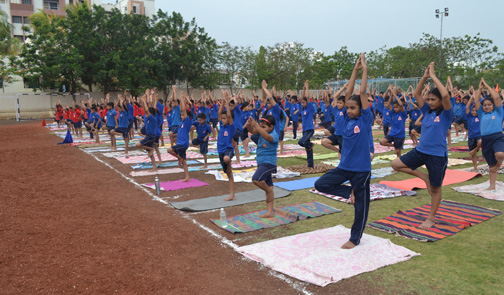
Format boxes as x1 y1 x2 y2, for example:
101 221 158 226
260 114 276 127
197 113 207 120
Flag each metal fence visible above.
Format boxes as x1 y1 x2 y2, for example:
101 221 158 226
325 77 422 93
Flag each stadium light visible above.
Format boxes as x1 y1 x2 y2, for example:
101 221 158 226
435 7 449 73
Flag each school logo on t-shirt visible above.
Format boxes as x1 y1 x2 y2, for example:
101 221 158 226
475 118 479 122
224 131 228 136
263 143 267 148
339 111 343 116
492 116 495 120
434 116 440 122
304 111 307 115
354 126 360 134
181 124 184 128
398 116 402 121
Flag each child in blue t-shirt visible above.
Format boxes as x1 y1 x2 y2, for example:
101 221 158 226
168 90 181 148
229 99 244 164
167 91 192 182
239 102 254 157
381 97 392 136
191 113 212 168
209 99 219 138
474 78 504 190
408 102 421 146
298 80 315 168
315 53 372 249
111 100 130 154
90 106 102 143
380 92 407 157
244 114 279 218
465 95 481 171
106 102 117 150
391 62 453 229
321 86 347 157
136 97 159 171
289 96 300 139
218 93 236 201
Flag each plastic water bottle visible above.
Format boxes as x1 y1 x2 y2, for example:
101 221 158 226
220 208 228 228
154 177 161 195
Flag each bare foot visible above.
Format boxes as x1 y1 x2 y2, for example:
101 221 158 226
419 218 435 229
150 168 158 172
418 174 432 195
181 177 190 182
259 212 275 218
111 147 117 151
486 186 496 191
349 191 355 204
202 165 208 169
341 240 356 249
223 195 236 201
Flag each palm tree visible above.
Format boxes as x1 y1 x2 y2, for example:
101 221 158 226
0 9 21 55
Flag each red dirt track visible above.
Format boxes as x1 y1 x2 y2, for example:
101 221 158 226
1 122 383 294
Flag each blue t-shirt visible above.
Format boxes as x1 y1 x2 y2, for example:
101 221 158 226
323 104 333 122
217 122 235 153
382 109 392 126
410 109 421 123
106 109 117 127
467 114 481 139
478 105 504 136
145 114 157 136
388 110 407 138
127 103 134 121
453 101 463 117
417 104 454 157
242 110 254 125
166 110 173 127
192 121 212 141
301 105 314 131
257 130 279 166
210 104 219 119
338 107 373 172
290 103 299 122
375 96 384 114
233 107 244 130
266 104 281 135
118 111 129 128
172 105 181 126
176 117 193 148
93 112 101 127
279 109 287 131
196 106 207 121
332 107 346 135
156 102 164 125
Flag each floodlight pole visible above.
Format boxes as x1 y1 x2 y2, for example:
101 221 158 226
435 8 449 75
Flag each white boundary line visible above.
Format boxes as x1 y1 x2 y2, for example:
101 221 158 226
84 151 313 295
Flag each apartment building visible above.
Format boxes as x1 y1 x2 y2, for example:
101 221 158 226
1 0 155 43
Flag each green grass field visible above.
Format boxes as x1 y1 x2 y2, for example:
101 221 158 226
237 133 504 295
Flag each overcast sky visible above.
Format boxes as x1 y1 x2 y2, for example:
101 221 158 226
157 0 503 55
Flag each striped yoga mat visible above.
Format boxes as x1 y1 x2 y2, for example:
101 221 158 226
211 201 341 233
368 200 501 242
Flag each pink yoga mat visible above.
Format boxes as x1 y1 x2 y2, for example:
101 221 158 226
379 169 481 190
143 179 209 191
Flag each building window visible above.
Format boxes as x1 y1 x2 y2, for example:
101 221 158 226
13 35 24 42
22 0 32 4
43 0 59 10
23 17 30 24
132 6 137 13
12 16 22 24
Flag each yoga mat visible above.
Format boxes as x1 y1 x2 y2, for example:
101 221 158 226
310 183 417 204
296 153 333 160
452 180 504 201
379 169 481 190
205 155 256 164
373 143 395 154
206 167 300 183
421 158 472 168
450 146 469 152
368 200 501 242
277 150 307 158
371 167 397 178
130 160 201 170
143 179 209 191
116 151 203 164
130 168 184 177
458 164 504 176
237 225 420 286
287 163 334 174
211 201 341 233
274 177 320 191
171 187 291 211
85 147 126 153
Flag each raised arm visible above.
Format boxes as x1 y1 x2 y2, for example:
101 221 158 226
466 94 474 114
414 63 431 108
474 80 483 111
482 78 501 108
359 53 369 110
429 63 451 110
331 83 347 108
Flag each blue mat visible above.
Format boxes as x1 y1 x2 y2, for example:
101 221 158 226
274 177 320 191
274 175 377 191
